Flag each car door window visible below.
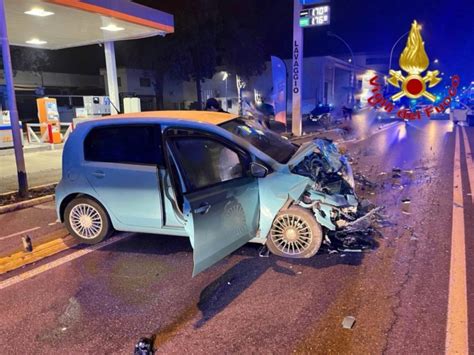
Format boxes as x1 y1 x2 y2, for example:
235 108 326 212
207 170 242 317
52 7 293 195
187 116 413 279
170 137 246 192
84 125 162 165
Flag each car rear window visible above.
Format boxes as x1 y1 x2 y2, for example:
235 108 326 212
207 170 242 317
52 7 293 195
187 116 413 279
84 125 163 165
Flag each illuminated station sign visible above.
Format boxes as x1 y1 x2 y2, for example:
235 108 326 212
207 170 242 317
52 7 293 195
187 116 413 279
299 4 330 27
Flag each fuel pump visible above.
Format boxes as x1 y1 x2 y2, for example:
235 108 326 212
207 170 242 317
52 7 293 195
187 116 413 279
37 97 61 144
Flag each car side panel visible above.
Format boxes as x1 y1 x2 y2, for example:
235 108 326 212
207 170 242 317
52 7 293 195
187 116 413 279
56 181 188 237
254 168 310 243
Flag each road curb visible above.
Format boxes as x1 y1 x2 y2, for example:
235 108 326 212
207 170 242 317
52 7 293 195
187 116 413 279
0 228 73 275
0 182 57 197
0 194 55 215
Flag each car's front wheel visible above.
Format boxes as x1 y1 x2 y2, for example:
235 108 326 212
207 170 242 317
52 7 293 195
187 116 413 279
64 197 112 244
267 206 323 258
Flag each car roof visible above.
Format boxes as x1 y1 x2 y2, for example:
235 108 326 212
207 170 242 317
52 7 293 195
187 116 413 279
105 110 238 125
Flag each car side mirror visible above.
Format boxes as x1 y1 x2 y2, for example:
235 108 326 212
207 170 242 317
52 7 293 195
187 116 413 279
250 162 268 178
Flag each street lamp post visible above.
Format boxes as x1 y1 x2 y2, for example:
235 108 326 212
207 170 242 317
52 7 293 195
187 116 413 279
327 31 355 105
222 71 229 111
0 0 28 196
388 30 410 71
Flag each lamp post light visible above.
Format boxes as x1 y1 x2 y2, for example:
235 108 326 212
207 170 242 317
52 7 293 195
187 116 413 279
388 30 410 71
222 71 229 111
327 31 355 105
388 23 423 71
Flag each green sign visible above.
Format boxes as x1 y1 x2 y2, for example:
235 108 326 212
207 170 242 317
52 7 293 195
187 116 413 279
300 4 330 27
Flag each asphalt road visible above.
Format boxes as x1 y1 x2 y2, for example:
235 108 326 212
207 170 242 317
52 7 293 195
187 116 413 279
0 118 472 354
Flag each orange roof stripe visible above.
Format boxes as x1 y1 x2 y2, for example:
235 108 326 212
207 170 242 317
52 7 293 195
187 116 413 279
46 0 174 33
107 110 238 125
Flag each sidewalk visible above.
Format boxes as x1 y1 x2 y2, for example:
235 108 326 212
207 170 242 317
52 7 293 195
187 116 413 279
0 149 62 194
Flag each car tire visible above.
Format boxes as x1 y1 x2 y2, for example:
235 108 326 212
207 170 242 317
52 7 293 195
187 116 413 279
267 206 323 258
64 197 112 245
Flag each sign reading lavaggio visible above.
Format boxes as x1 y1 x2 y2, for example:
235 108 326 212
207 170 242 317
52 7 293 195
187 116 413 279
300 4 330 27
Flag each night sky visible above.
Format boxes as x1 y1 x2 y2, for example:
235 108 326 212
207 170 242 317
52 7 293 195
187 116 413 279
11 0 474 82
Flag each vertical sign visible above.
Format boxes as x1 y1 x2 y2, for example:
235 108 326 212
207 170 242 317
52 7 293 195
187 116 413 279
271 56 287 127
292 0 303 136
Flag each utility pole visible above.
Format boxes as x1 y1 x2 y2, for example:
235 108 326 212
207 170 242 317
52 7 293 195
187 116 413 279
0 0 28 196
292 0 303 136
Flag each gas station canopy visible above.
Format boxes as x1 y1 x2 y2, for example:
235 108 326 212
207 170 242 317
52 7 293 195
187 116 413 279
5 0 174 50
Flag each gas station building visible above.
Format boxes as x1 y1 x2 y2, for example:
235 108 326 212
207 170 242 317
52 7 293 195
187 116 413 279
0 0 174 193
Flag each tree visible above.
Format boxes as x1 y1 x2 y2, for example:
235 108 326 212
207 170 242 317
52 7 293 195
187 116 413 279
161 0 268 109
216 1 267 79
165 0 220 109
116 36 172 109
118 0 270 110
11 47 50 88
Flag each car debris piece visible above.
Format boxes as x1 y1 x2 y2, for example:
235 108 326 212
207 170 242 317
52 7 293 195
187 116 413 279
134 337 154 355
342 316 356 329
258 245 270 258
288 139 384 256
354 172 377 188
22 235 33 252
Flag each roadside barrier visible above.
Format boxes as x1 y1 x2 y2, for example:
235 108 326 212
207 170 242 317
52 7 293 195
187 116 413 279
26 122 74 145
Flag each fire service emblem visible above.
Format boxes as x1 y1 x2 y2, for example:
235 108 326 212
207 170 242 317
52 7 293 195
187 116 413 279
387 20 441 102
368 20 461 120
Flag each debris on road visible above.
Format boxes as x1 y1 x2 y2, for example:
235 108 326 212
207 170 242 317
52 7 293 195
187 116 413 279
134 337 154 355
22 235 33 252
401 198 411 215
342 316 356 329
354 172 377 188
258 245 270 258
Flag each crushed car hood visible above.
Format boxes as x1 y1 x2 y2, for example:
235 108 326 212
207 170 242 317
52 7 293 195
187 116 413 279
288 138 343 172
289 138 359 231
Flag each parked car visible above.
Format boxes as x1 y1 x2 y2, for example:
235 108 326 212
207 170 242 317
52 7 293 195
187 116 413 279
305 104 333 127
56 111 363 276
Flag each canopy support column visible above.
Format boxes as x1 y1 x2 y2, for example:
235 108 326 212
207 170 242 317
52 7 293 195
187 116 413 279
0 0 28 196
104 41 120 114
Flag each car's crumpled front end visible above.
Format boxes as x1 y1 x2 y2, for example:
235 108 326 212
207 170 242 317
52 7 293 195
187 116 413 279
290 138 376 235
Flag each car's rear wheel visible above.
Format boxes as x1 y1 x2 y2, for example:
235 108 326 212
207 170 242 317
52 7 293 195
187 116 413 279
267 206 322 258
64 197 112 244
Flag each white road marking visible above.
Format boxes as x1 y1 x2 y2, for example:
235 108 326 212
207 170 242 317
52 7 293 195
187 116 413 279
445 126 469 354
0 233 132 291
462 126 474 204
0 227 41 241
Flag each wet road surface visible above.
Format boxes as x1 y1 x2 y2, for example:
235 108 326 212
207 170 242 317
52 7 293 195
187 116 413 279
0 119 472 354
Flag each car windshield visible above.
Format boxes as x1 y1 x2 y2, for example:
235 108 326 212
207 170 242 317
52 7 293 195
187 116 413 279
220 118 297 164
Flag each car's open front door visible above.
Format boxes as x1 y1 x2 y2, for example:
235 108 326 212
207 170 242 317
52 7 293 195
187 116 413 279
166 130 259 276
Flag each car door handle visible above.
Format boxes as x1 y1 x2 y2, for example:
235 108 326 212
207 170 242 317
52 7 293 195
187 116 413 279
92 171 106 178
194 203 211 215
